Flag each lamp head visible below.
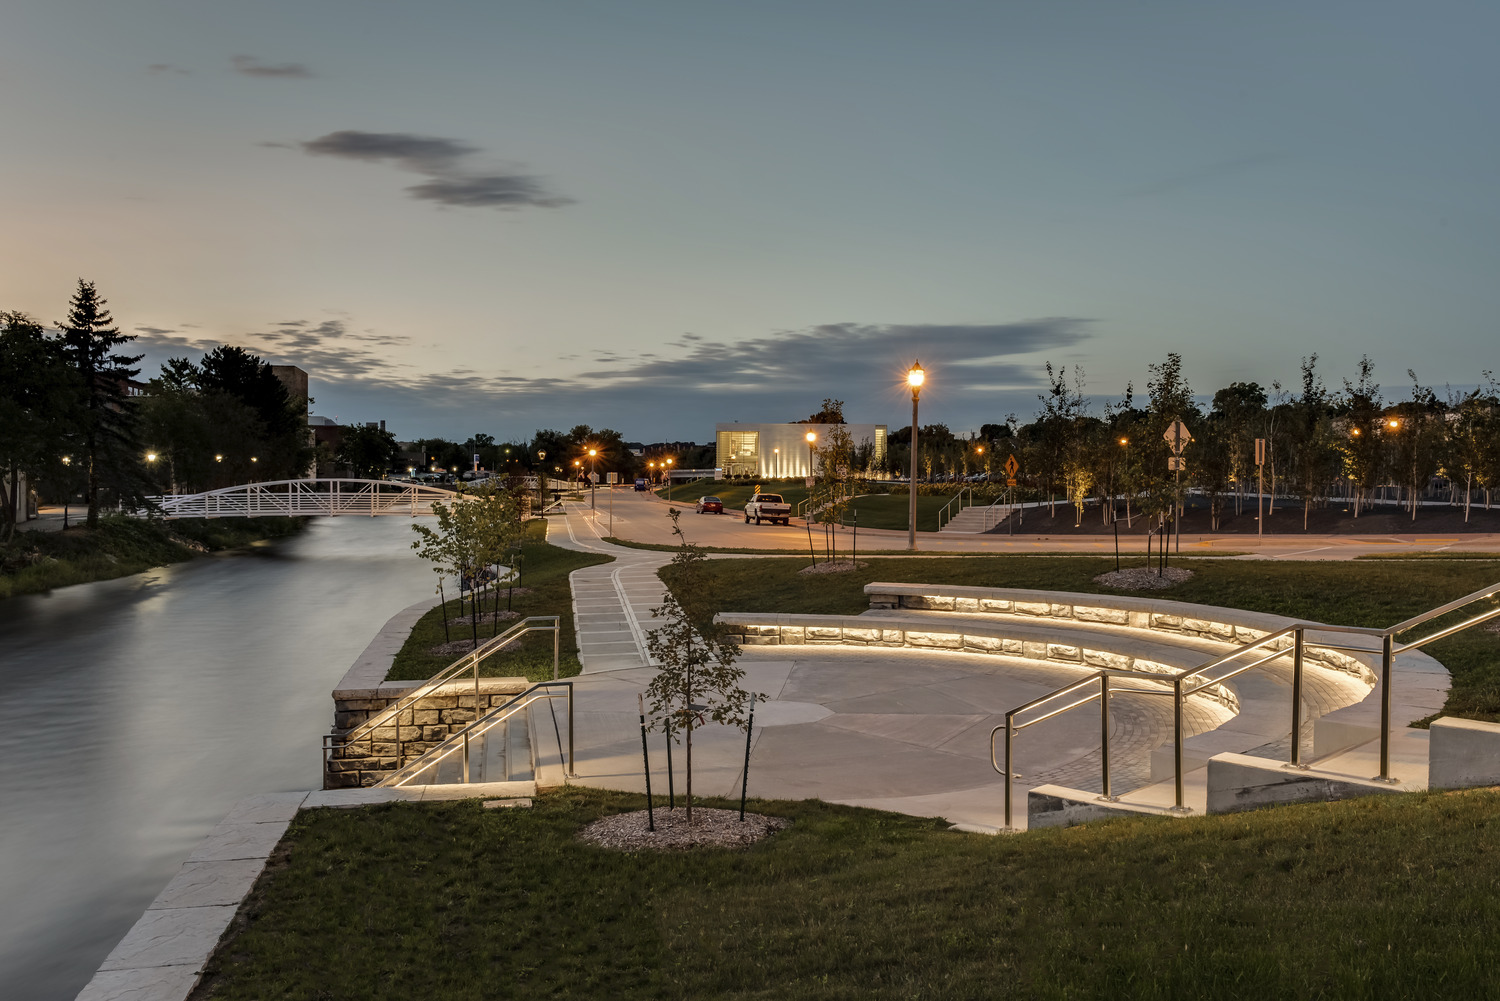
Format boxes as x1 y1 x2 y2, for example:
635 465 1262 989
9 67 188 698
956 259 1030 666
908 361 925 389
805 431 817 444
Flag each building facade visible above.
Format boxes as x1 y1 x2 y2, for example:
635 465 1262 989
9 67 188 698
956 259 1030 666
715 422 887 479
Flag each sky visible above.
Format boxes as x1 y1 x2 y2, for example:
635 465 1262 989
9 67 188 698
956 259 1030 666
3 1 1497 443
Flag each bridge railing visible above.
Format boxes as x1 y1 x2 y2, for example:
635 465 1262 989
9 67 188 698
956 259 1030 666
141 478 463 519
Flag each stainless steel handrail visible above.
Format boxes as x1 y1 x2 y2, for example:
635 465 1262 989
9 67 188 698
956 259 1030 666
325 615 561 777
376 680 575 787
989 581 1500 830
936 487 973 530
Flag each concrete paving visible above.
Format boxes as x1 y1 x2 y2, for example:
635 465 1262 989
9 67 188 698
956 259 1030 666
596 486 1500 559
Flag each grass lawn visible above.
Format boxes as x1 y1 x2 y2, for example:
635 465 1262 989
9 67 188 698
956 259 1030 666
0 515 305 600
193 786 1500 1000
387 518 612 683
666 555 1500 721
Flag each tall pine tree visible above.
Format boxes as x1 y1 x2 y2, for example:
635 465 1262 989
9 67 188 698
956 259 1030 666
59 279 143 526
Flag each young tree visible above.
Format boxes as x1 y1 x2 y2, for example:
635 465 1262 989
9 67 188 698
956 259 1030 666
411 486 522 649
1338 357 1383 517
645 509 760 822
1285 356 1341 530
59 280 143 527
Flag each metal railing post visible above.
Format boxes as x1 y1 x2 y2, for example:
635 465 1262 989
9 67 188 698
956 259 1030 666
1099 674 1112 801
1380 633 1394 781
1173 675 1185 811
463 731 471 783
567 682 576 777
553 621 560 680
1290 628 1305 767
1004 714 1015 830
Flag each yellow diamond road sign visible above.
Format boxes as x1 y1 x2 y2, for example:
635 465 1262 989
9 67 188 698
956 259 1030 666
1005 454 1019 476
1164 420 1192 455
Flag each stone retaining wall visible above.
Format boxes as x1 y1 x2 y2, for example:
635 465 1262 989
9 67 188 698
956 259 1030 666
325 677 528 788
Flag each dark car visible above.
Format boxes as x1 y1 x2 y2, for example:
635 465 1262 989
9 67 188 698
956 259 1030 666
696 495 724 514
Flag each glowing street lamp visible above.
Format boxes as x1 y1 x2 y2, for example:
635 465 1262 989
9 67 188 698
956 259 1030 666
587 447 598 509
805 430 817 483
907 360 924 551
664 456 674 500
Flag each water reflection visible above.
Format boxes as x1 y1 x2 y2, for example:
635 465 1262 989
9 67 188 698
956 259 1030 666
0 517 434 999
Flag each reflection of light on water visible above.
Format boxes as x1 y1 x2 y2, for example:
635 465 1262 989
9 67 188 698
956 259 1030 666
0 517 435 999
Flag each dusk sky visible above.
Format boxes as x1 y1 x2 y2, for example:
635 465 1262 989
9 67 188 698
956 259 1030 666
4 1 1497 442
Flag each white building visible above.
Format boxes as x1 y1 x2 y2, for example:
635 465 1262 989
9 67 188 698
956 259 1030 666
715 422 887 479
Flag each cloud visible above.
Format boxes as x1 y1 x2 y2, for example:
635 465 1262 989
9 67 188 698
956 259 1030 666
293 130 572 211
233 55 314 78
147 63 189 75
130 316 1089 439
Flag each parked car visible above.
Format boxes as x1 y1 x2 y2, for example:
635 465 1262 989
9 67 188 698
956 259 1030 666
634 478 649 491
744 493 791 525
696 495 724 514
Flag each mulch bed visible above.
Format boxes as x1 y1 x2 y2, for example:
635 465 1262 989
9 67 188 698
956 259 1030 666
577 807 789 851
797 560 869 575
445 609 524 629
1093 566 1195 590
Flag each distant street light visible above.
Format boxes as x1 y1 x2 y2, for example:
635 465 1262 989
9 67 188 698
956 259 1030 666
665 456 674 500
907 360 924 551
805 430 817 483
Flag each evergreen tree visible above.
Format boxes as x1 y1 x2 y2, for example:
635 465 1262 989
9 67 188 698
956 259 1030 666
58 280 142 527
0 312 77 541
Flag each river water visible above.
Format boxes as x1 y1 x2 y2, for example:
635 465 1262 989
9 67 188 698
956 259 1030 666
0 518 435 1000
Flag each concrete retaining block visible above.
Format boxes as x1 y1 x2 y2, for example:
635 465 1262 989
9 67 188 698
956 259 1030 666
1205 751 1402 814
1028 784 1188 828
1428 717 1500 789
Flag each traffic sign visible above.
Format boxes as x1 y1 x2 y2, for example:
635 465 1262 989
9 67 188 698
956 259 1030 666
1255 437 1265 466
1164 420 1192 455
1006 477 1017 487
1168 456 1187 472
1005 454 1019 476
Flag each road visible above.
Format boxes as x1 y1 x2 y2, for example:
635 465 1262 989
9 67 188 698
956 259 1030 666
586 487 1500 560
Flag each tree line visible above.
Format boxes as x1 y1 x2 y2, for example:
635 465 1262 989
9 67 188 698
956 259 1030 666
0 280 312 541
879 353 1500 528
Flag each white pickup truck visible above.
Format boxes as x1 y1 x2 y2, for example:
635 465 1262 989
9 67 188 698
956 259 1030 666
744 492 792 526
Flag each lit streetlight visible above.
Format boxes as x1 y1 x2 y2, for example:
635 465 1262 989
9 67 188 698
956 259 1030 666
907 360 924 551
805 430 817 484
588 447 598 509
664 456 674 500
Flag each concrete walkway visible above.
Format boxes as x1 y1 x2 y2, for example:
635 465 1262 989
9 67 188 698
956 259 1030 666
548 502 671 672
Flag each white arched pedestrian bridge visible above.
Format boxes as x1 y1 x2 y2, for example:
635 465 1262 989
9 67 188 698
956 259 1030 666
145 479 465 520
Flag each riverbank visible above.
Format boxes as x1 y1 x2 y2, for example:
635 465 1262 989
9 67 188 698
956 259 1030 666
0 516 307 600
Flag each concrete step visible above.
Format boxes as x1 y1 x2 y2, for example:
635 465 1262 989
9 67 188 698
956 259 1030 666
940 504 1008 533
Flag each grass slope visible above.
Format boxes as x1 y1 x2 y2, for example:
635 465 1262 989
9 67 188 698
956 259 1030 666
193 786 1500 1001
0 516 305 600
387 518 612 683
667 555 1500 721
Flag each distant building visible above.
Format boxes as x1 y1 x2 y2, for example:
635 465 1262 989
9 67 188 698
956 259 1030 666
715 422 887 478
272 365 309 417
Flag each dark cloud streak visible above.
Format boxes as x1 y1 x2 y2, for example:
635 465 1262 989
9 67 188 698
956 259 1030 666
294 130 572 211
233 55 314 78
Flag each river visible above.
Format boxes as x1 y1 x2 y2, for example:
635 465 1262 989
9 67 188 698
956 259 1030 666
0 518 434 1000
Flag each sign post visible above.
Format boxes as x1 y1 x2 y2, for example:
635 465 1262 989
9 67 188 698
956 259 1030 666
1255 437 1266 539
1163 420 1192 553
1005 454 1019 535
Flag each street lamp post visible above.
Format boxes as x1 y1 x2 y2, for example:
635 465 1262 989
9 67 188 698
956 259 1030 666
805 431 817 485
664 457 674 500
907 361 924 551
588 448 598 510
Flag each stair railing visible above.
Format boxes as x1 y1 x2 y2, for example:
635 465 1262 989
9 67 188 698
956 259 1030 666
936 487 973 530
990 581 1500 830
378 680 574 787
324 615 560 776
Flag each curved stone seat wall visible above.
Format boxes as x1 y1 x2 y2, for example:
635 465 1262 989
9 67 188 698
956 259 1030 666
862 583 1382 685
714 611 1244 711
